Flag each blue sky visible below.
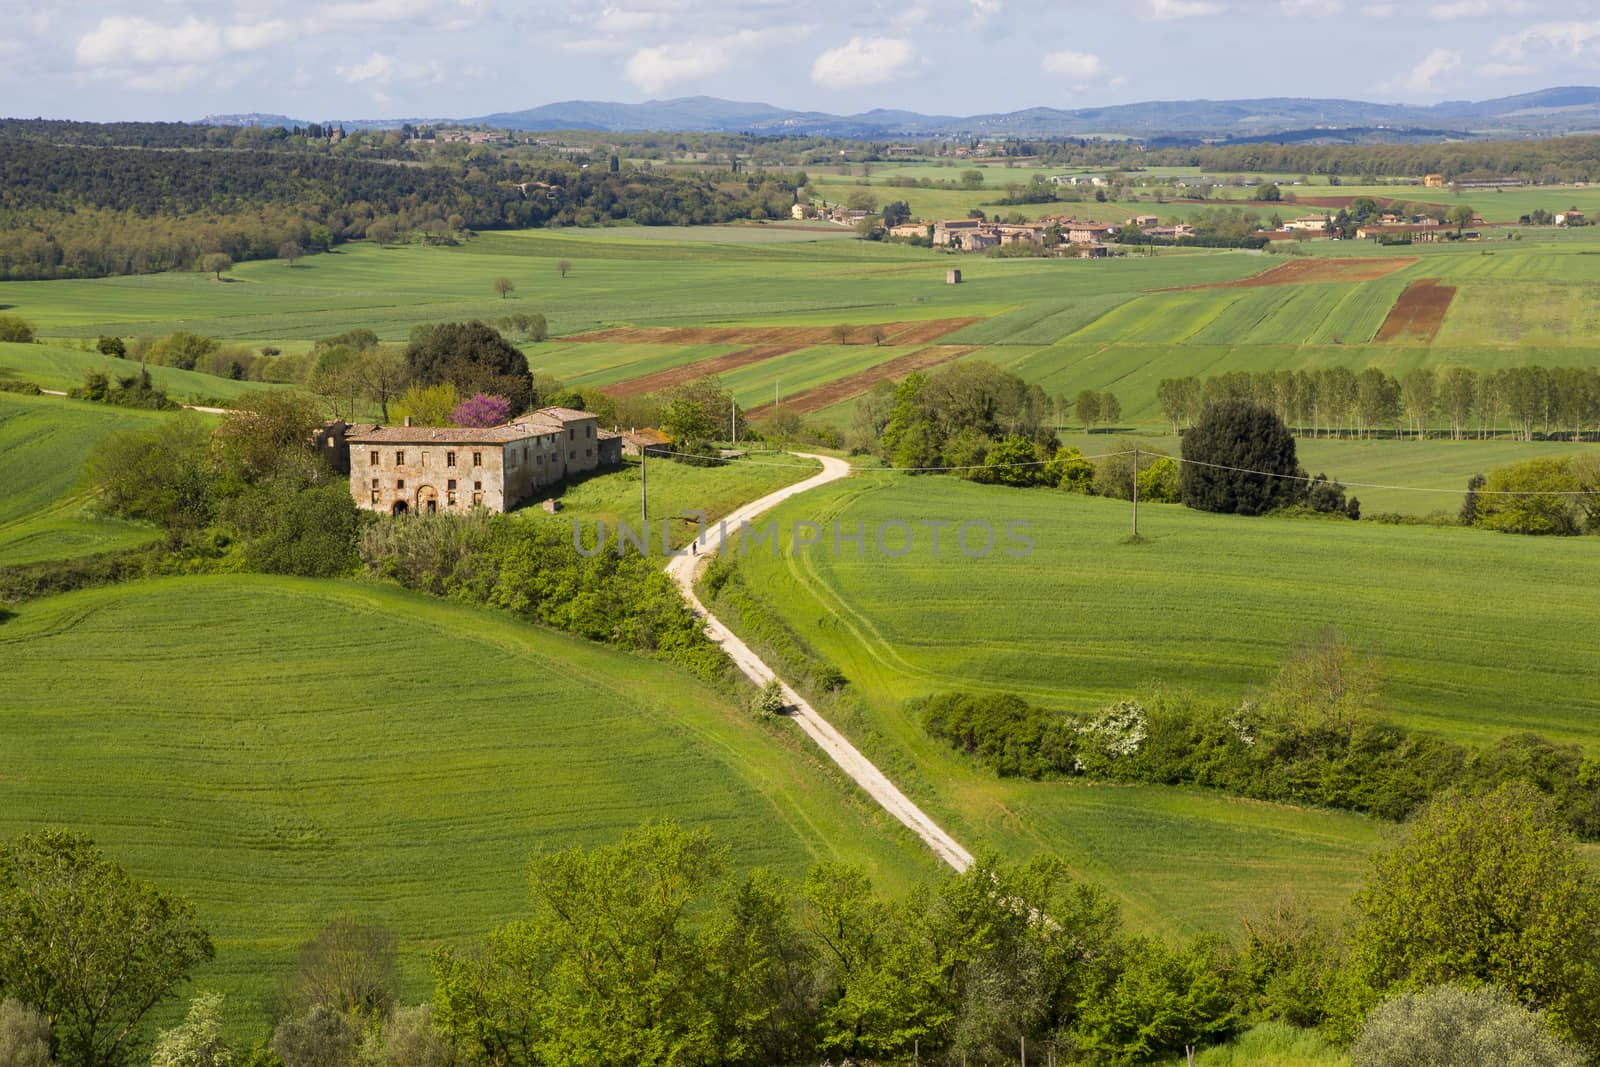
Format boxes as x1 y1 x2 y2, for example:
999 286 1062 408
2 0 1596 121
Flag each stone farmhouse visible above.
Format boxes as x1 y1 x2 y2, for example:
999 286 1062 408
343 406 623 515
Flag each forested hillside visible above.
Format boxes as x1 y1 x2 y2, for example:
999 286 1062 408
0 138 804 280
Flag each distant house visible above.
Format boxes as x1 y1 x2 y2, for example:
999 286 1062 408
1556 210 1585 226
1424 174 1446 187
1076 243 1113 259
346 407 621 515
1145 224 1195 239
1354 224 1445 243
1282 215 1332 232
1067 222 1119 244
888 222 930 239
1128 214 1161 228
790 203 814 220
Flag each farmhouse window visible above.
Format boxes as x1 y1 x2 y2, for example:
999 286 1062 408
326 436 335 447
396 451 405 464
421 452 430 468
370 451 379 465
397 479 405 490
371 491 379 504
446 451 456 466
447 478 457 490
447 491 456 506
472 492 483 507
474 480 483 491
472 451 482 466
568 429 574 441
587 425 593 438
371 478 379 489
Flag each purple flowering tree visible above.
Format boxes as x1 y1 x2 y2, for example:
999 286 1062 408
451 393 512 428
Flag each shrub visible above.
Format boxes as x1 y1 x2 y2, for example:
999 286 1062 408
0 316 35 343
1474 457 1583 535
96 335 125 358
1046 445 1095 492
1180 399 1304 516
0 998 52 1067
450 393 511 429
1349 984 1584 1067
86 415 218 531
752 678 787 718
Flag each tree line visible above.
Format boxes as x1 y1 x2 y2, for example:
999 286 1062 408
1158 365 1600 441
922 628 1600 837
1145 134 1600 183
0 139 806 280
6 787 1600 1067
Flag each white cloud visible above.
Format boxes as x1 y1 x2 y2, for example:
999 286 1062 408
338 52 400 84
1278 0 1344 14
1362 3 1397 15
1041 50 1105 81
598 6 674 33
626 42 731 93
1495 20 1600 60
810 36 915 90
1430 0 1529 17
224 21 297 52
1139 0 1226 20
1391 47 1461 93
971 0 1003 19
77 17 223 66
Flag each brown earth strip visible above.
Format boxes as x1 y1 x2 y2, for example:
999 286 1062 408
602 343 809 398
1156 256 1418 292
564 317 978 346
745 345 981 419
1375 278 1455 343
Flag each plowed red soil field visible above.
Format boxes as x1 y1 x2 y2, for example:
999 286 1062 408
1375 278 1455 343
1159 256 1417 291
566 317 978 347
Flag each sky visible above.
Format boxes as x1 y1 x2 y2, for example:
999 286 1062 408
2 0 1598 122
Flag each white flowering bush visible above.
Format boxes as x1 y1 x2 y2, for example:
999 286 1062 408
1077 700 1148 759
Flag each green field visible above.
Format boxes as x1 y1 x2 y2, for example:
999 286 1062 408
0 340 289 402
700 474 1600 928
0 575 934 1035
0 392 165 564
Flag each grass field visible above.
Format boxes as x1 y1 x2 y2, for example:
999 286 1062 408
0 575 935 1036
732 475 1600 743
0 341 288 402
0 392 166 564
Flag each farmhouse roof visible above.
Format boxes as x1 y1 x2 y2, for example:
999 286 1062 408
533 406 597 422
344 425 535 444
623 427 672 446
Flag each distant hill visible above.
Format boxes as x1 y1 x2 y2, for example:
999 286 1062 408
197 112 311 128
194 87 1600 141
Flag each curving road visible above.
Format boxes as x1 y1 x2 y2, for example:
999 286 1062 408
664 453 975 872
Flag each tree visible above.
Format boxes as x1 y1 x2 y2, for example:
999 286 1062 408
1355 368 1399 439
366 220 396 246
1265 627 1381 740
269 1006 359 1067
1473 457 1584 535
201 253 232 281
1350 984 1584 1067
212 390 328 488
0 315 34 343
1399 367 1435 440
278 241 303 268
492 276 515 300
97 335 126 358
1074 935 1241 1064
866 325 887 346
150 992 232 1067
1254 182 1282 202
1180 399 1303 515
392 383 460 427
1438 366 1478 441
0 830 214 1067
356 345 410 423
1098 391 1121 429
87 415 218 531
1075 389 1101 433
277 916 398 1023
555 260 571 278
451 393 511 428
830 324 851 345
1448 204 1476 232
405 321 530 412
1156 377 1199 433
0 999 53 1067
1344 783 1600 1046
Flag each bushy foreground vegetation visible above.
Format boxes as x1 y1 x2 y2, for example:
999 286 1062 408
7 785 1600 1066
921 629 1600 837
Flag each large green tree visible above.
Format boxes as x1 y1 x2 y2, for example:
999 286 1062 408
1179 399 1304 516
1342 783 1600 1045
405 322 531 413
0 831 214 1067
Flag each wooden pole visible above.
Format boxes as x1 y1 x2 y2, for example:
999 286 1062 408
1131 444 1139 538
640 447 647 531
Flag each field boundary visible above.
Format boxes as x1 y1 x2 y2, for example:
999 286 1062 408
1375 278 1456 343
1153 256 1418 292
746 345 981 418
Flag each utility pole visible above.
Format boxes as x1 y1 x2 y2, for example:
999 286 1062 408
1131 444 1139 539
640 447 647 530
731 400 738 446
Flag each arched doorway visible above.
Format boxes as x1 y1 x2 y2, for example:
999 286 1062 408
416 485 439 514
391 500 409 515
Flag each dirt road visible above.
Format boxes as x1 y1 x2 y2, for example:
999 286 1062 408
663 454 974 872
